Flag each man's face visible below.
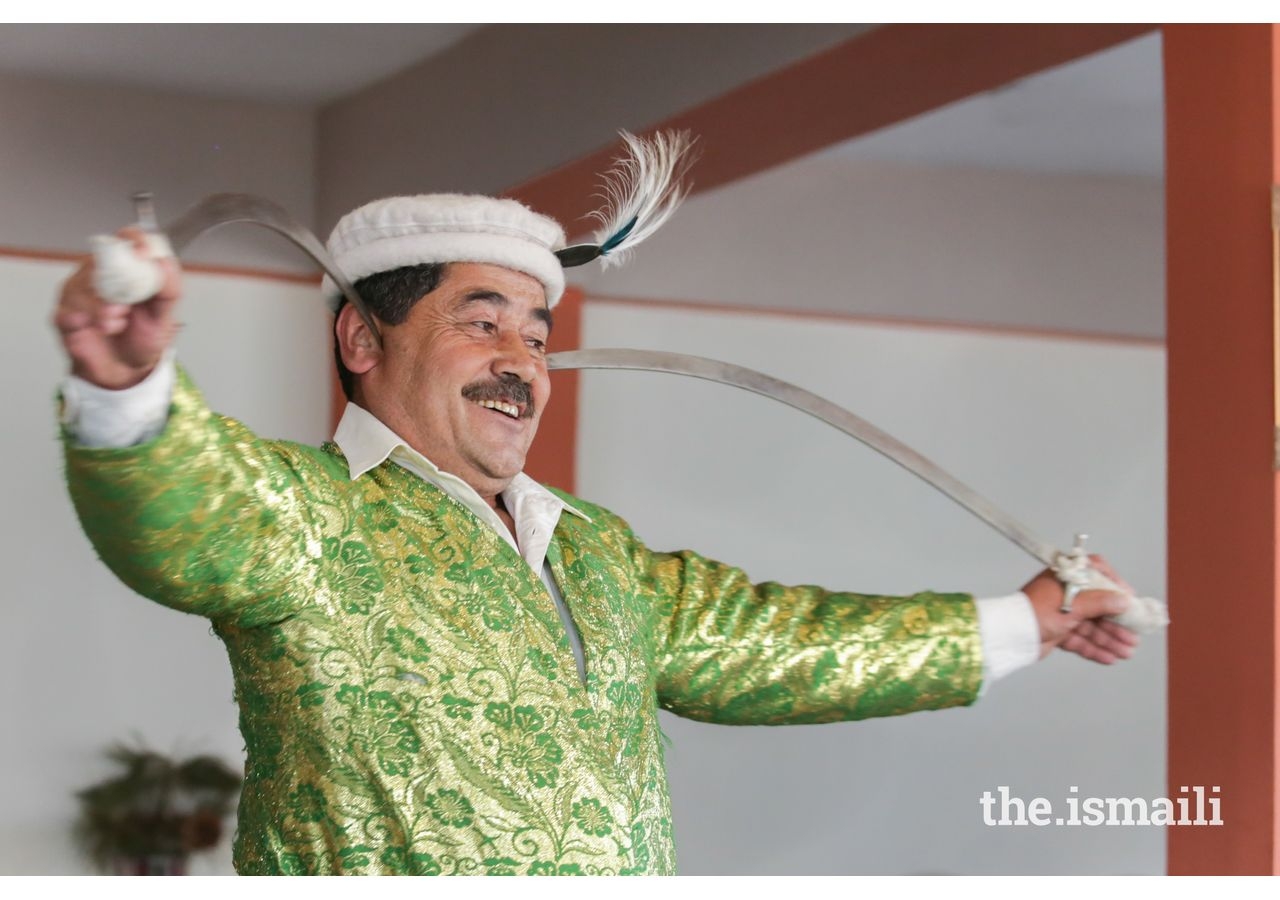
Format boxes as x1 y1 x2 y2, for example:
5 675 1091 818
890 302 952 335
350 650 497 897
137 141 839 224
362 262 553 499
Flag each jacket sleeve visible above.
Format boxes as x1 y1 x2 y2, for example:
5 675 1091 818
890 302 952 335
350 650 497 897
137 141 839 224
62 366 327 629
633 533 985 726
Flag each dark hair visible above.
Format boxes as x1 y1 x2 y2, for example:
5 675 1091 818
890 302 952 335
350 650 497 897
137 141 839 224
333 263 447 400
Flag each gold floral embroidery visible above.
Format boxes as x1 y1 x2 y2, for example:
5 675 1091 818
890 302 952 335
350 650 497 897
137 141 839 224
63 369 984 875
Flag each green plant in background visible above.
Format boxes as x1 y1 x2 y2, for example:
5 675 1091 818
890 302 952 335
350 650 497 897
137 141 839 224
74 744 242 874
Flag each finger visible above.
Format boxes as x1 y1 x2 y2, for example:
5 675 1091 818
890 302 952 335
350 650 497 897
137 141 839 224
1060 631 1117 665
52 302 95 334
1087 555 1134 594
152 255 181 303
1087 554 1117 585
1091 618 1140 647
54 276 105 336
1065 631 1119 664
1067 588 1129 622
1071 620 1134 659
56 264 98 308
97 303 130 335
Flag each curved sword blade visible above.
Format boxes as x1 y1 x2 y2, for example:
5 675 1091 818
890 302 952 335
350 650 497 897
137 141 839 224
162 193 382 346
152 193 1057 567
546 347 1060 567
138 192 1165 628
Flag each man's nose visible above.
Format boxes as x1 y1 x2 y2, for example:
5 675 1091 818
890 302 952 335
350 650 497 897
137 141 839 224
492 329 538 382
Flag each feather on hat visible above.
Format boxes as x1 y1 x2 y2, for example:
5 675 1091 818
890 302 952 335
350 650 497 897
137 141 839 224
323 130 696 310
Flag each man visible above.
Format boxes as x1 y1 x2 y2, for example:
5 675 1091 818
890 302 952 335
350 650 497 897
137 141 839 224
54 146 1137 875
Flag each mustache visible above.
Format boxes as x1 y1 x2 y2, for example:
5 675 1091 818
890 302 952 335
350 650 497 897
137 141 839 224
462 374 535 419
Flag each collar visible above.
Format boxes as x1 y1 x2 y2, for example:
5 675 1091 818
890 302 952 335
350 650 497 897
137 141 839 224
332 403 590 561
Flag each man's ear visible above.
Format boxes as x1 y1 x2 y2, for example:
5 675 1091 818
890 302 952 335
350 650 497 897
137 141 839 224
336 303 382 376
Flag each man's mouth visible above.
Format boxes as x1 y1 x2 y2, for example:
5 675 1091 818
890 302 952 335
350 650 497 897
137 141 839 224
473 398 522 419
462 377 534 420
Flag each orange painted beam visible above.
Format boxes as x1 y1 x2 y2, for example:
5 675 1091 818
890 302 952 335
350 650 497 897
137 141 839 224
1164 24 1279 875
506 23 1155 232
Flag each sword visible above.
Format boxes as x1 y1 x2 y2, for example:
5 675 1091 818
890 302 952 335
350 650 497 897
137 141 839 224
161 193 382 347
103 192 1168 633
90 192 384 346
548 348 1056 561
546 349 1167 633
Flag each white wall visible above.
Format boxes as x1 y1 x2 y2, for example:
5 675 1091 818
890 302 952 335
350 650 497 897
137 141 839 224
571 157 1165 340
575 300 1166 874
0 257 329 875
0 73 316 273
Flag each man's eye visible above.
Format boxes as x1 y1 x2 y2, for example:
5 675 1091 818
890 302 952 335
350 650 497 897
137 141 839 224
526 338 547 352
471 321 496 333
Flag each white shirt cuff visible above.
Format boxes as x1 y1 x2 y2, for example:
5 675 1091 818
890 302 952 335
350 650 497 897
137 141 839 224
975 591 1040 687
61 352 176 448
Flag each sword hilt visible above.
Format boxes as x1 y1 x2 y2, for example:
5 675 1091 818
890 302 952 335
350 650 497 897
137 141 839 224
89 191 173 305
1050 533 1168 633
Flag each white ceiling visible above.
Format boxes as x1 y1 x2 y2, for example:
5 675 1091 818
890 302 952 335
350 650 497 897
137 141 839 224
0 23 482 106
0 25 1163 177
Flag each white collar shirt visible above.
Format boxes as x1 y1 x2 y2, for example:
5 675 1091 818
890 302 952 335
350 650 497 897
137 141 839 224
333 402 591 574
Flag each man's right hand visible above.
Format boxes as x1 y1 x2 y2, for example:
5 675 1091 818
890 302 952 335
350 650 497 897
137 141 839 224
1020 555 1139 664
52 227 181 390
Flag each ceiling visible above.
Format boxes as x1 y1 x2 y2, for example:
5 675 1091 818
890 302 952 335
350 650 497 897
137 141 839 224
0 23 483 106
0 25 1163 177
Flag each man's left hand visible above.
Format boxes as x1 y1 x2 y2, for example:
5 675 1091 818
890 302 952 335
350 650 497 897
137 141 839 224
1021 555 1140 664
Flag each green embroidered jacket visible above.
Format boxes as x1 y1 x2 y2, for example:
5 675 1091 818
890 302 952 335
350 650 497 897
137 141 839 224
63 370 984 875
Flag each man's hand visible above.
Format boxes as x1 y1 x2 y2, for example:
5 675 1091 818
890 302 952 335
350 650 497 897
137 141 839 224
1021 555 1140 664
52 227 181 390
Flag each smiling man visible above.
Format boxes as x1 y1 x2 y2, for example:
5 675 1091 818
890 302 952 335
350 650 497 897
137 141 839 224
55 136 1139 876
336 261 553 532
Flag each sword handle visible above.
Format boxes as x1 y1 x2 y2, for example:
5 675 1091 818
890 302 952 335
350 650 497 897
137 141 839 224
89 191 173 305
1051 534 1169 634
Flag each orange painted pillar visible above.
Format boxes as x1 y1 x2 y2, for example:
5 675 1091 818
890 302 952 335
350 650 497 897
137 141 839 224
524 285 583 493
1165 24 1280 875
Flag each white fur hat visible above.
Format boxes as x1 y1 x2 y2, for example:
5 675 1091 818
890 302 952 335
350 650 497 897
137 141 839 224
321 193 568 309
